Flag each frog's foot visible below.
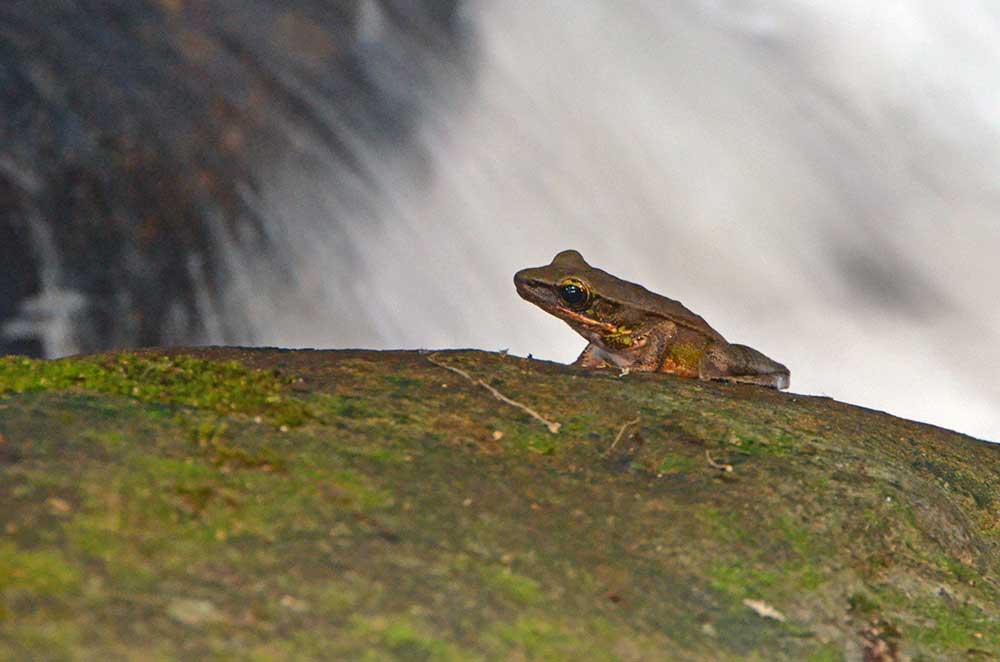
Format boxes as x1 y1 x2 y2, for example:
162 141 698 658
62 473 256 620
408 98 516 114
714 372 790 390
618 367 631 378
699 343 790 390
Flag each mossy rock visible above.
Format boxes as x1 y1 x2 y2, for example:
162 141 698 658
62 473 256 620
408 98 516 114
1 348 998 661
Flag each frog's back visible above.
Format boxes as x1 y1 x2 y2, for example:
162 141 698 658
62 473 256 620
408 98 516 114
591 267 727 341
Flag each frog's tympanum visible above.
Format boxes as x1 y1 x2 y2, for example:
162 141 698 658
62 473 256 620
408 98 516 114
514 250 790 389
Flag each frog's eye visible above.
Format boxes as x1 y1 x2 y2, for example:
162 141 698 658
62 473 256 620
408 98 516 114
557 278 590 308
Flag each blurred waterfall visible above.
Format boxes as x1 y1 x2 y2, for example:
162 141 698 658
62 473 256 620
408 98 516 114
258 0 1000 440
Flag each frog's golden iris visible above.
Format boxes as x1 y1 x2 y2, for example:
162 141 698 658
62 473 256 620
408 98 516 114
556 277 591 309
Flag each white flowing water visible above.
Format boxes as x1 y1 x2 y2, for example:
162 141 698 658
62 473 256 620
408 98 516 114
240 0 1000 441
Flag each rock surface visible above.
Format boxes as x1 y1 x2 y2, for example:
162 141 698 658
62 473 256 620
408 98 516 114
1 347 998 660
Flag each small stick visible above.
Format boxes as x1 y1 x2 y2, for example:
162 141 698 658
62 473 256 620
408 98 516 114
705 450 733 472
427 353 561 434
742 598 786 622
608 416 641 453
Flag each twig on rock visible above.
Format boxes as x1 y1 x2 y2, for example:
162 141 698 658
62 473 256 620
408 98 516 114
705 450 733 473
426 353 561 434
608 416 641 453
742 598 786 622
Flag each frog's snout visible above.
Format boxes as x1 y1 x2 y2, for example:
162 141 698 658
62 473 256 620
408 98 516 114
513 268 537 298
513 273 531 300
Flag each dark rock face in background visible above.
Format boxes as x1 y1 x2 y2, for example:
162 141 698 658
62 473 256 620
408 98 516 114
0 0 467 357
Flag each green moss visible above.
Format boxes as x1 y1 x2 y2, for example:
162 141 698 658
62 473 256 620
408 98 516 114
482 617 645 661
708 561 782 600
911 460 995 509
313 582 361 617
913 607 998 651
697 507 745 544
479 565 545 605
0 620 83 662
0 543 81 598
187 418 288 473
876 587 1000 653
656 452 698 475
938 555 979 584
728 429 786 456
383 375 423 390
847 592 879 617
804 643 843 662
352 616 466 662
79 429 129 453
509 431 559 456
0 354 312 426
321 395 375 419
775 515 825 559
700 512 832 601
487 617 584 661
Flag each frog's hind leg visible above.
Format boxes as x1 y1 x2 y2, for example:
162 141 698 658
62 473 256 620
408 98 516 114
699 343 790 390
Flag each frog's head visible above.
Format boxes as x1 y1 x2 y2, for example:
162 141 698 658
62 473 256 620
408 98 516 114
514 250 635 342
515 249 593 311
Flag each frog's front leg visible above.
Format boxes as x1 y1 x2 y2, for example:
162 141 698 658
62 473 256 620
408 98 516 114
574 343 612 368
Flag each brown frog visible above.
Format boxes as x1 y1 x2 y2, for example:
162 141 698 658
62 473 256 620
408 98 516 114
514 250 790 389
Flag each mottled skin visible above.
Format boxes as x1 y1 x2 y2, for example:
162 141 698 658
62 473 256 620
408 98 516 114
514 250 790 389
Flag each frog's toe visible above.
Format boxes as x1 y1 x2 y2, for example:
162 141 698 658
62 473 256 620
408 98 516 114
720 371 790 390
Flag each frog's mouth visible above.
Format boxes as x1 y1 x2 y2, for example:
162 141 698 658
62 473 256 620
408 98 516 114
545 305 617 334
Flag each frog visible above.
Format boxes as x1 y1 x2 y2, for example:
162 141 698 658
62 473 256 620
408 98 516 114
514 250 790 389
